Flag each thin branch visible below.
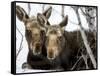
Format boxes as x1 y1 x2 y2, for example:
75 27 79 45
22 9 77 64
80 7 96 18
80 7 97 40
71 56 83 70
80 7 96 31
42 4 45 12
61 5 64 18
81 53 89 69
52 8 78 26
28 3 31 15
16 26 23 60
72 6 96 68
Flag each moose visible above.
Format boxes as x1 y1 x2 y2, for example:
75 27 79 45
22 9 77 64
16 5 97 71
37 13 97 70
16 5 56 70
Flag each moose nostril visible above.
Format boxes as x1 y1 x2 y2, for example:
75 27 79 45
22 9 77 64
48 52 55 60
35 43 41 54
49 52 53 57
36 45 40 50
36 43 41 49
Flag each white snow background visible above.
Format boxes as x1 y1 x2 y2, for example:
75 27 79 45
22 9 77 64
16 2 95 73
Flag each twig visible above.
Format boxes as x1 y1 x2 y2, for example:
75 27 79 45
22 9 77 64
16 26 23 60
80 7 96 31
42 4 45 12
52 7 78 26
81 7 97 40
28 3 31 15
61 5 64 18
71 56 83 70
80 7 96 18
81 53 89 69
16 3 31 59
72 6 96 68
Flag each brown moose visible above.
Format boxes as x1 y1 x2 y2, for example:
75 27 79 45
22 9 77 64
37 14 97 70
16 5 55 70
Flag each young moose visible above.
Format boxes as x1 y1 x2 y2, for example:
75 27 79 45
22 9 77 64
16 5 55 69
37 14 96 70
37 14 70 70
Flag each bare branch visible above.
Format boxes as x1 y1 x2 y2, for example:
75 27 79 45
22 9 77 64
52 7 78 25
81 54 89 69
72 6 96 68
71 56 83 70
61 5 64 18
42 4 45 12
80 7 96 31
28 3 31 15
16 26 23 60
80 7 97 41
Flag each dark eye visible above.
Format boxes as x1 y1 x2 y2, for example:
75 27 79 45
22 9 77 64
58 36 62 41
41 30 45 34
26 29 31 34
40 30 45 37
34 33 38 36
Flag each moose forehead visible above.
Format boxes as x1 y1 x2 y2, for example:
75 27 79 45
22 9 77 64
46 25 62 35
26 19 41 30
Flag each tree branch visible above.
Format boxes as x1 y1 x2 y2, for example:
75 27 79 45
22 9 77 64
61 5 64 18
52 7 78 26
42 4 45 12
28 3 31 15
16 26 23 60
72 6 96 69
81 53 89 69
71 56 83 70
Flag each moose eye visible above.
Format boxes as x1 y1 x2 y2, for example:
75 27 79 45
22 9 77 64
34 33 39 36
26 29 31 33
58 36 62 41
41 30 45 34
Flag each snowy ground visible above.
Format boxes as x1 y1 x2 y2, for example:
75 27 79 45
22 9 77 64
16 2 91 73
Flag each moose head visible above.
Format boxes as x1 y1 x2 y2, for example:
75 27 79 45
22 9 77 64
16 5 52 55
37 14 68 60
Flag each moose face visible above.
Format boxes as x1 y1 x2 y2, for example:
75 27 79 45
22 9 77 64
45 25 64 60
16 6 52 55
25 20 45 55
38 14 68 60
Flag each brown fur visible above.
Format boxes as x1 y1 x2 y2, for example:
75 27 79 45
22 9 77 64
38 14 97 70
16 5 55 70
45 25 65 60
16 5 52 55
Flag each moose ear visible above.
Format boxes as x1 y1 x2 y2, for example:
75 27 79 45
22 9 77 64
59 15 68 28
37 13 48 27
43 6 52 19
16 5 29 22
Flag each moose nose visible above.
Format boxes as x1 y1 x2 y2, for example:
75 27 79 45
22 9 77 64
36 43 41 48
35 43 41 54
47 51 55 60
36 43 40 50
